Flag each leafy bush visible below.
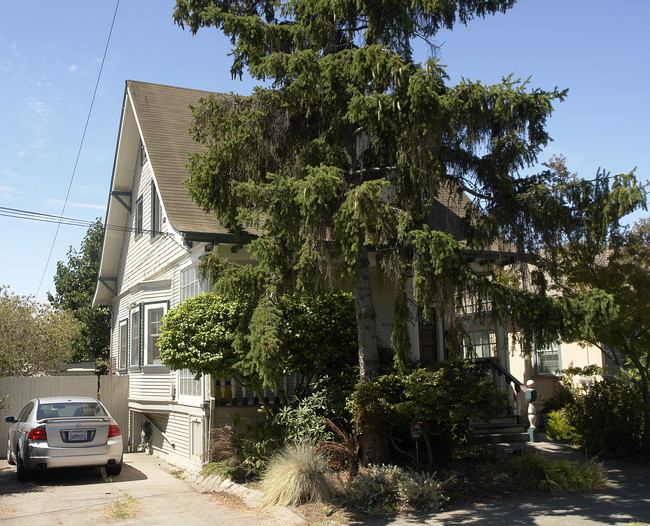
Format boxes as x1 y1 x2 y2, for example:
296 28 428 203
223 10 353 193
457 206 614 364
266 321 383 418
261 442 338 507
545 409 581 443
346 464 446 512
347 362 502 465
204 422 280 481
564 375 645 455
273 371 358 444
505 451 605 493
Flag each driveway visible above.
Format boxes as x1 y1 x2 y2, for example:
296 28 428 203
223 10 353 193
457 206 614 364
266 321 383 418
0 452 304 526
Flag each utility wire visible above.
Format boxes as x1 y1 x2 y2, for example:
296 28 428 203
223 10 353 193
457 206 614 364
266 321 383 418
0 205 175 239
36 0 121 298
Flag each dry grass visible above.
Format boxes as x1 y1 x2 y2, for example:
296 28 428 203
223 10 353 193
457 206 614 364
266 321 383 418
261 442 338 507
102 490 140 520
0 505 15 516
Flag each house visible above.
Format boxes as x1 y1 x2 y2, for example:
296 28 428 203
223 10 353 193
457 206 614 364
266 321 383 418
93 80 605 469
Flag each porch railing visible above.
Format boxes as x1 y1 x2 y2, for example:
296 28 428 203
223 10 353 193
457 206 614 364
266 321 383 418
471 357 526 418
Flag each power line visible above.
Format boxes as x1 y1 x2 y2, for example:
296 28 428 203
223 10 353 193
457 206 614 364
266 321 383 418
36 0 121 298
0 205 177 239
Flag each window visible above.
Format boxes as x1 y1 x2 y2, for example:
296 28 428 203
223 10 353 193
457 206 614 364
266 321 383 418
130 307 141 367
134 196 143 237
140 141 147 166
118 319 128 370
151 182 161 237
179 369 202 397
180 263 210 302
144 302 168 365
463 330 494 359
535 341 561 376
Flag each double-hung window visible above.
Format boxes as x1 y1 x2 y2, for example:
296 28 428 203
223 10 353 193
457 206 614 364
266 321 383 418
130 307 141 367
535 341 561 376
144 302 168 365
118 319 128 370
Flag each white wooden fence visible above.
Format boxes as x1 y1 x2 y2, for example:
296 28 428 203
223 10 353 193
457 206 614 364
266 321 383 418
0 375 129 458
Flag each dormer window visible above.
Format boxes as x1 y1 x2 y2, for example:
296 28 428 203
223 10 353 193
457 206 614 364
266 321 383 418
140 140 148 166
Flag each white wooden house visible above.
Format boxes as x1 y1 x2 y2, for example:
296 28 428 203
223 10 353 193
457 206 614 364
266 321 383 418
93 80 605 469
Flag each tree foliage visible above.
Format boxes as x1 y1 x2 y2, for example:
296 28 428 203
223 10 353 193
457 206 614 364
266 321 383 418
48 219 111 366
530 156 649 450
0 286 79 376
158 290 357 394
171 0 590 377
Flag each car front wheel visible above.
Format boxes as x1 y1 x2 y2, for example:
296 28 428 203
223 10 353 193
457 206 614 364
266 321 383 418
7 439 15 465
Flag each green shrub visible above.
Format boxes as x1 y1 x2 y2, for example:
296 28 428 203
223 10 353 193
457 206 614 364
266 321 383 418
505 451 605 493
346 464 446 512
261 442 338 507
273 371 358 444
347 362 502 465
564 375 644 455
546 409 581 443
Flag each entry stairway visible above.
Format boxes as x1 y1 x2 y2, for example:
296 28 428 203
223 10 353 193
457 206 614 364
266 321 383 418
469 358 530 444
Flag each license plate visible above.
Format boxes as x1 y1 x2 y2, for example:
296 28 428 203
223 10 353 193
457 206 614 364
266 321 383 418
68 430 88 442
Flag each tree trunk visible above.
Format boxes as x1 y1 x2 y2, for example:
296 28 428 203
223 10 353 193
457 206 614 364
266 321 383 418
354 247 380 379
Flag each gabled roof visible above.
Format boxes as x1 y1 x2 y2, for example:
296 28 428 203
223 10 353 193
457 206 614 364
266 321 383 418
127 80 230 236
93 81 237 305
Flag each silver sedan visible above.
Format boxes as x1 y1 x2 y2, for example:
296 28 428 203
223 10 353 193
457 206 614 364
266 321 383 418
5 396 123 481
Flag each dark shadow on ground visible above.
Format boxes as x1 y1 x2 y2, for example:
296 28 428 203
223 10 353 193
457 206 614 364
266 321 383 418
0 458 147 496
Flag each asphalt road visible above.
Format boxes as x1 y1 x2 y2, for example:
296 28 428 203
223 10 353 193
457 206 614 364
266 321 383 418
0 452 303 525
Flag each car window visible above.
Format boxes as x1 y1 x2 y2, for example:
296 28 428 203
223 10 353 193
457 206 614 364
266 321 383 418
17 402 34 422
36 402 108 419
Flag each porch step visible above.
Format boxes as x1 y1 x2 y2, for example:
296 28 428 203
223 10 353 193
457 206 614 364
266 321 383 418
471 416 529 444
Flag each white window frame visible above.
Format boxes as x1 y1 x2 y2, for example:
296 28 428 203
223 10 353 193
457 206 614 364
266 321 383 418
118 318 128 370
178 369 203 401
129 306 141 368
143 301 168 366
463 329 495 359
535 341 561 376
180 262 210 302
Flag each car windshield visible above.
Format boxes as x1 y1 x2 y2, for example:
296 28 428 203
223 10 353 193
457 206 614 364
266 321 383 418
36 402 108 419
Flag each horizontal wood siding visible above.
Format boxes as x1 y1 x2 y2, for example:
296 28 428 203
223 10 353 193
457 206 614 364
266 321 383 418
128 371 172 401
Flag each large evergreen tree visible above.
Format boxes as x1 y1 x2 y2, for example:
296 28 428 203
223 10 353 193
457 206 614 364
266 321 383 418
172 0 642 378
48 219 111 368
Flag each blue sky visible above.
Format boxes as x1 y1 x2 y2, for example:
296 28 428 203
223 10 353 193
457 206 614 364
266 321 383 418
1 0 648 303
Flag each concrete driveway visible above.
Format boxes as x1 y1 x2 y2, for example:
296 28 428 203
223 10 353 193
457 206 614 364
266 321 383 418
0 452 304 525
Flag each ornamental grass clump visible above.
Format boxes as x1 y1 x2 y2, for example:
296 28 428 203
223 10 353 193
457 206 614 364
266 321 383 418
506 451 606 493
261 442 338 507
346 464 446 512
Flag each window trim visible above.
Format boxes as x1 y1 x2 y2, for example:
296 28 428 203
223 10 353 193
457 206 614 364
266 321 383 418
143 301 169 367
118 318 129 370
151 181 161 239
178 369 203 401
134 196 143 238
180 262 210 303
534 341 562 377
462 329 495 359
129 305 142 369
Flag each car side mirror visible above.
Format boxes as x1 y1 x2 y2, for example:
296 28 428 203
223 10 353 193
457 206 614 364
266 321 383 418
5 416 15 423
